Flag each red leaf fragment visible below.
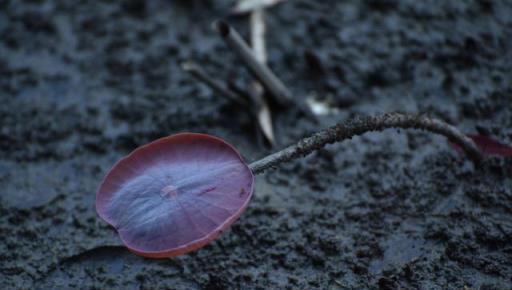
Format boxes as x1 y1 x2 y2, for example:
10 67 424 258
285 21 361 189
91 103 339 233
452 134 512 157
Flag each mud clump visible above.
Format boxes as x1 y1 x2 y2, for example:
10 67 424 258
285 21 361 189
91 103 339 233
1 0 511 289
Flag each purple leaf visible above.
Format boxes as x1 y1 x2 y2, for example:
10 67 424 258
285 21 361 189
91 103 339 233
96 133 254 258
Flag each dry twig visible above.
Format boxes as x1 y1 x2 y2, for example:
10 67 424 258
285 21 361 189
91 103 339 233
233 0 285 14
212 20 292 107
249 7 275 145
181 61 252 110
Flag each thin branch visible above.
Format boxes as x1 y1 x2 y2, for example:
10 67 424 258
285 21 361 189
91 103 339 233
249 112 482 174
212 20 291 107
181 61 251 109
233 0 286 14
250 9 267 64
249 8 275 145
213 19 316 120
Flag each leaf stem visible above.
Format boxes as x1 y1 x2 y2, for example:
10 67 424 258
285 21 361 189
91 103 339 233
249 112 482 174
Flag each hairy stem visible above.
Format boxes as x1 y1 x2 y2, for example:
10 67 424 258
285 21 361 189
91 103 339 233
249 112 482 174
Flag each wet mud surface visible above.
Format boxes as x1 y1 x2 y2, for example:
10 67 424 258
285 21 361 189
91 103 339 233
1 0 512 289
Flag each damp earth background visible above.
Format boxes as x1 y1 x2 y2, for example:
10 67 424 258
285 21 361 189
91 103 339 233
1 0 512 289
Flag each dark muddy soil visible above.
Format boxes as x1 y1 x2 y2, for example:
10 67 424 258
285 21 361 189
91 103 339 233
1 0 511 289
